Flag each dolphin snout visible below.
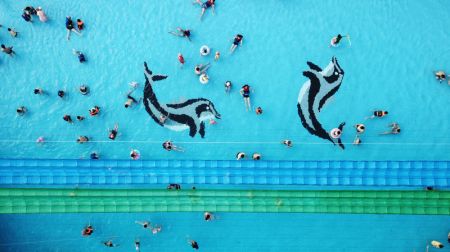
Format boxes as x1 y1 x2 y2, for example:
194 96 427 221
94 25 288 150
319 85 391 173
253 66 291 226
215 113 221 119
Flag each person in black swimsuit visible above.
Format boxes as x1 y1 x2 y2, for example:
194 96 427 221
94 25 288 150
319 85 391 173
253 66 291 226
66 16 81 40
240 84 252 111
230 34 243 53
367 110 388 119
194 0 215 20
169 27 192 41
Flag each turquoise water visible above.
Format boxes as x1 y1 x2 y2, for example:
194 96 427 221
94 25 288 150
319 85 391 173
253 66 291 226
1 0 449 160
0 213 449 252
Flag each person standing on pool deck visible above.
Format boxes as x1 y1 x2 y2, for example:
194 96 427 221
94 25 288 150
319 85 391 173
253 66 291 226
169 27 191 41
230 34 243 53
240 84 252 111
194 0 215 20
66 16 81 40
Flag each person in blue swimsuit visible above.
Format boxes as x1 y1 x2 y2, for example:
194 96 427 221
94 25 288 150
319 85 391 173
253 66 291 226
194 0 215 20
240 84 252 111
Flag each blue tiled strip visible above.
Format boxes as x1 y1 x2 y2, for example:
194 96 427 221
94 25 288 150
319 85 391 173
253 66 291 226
0 159 448 188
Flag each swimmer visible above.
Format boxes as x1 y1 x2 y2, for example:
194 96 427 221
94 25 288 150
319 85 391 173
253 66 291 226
90 152 99 160
225 81 232 93
63 114 73 123
353 135 361 145
82 225 94 236
77 19 84 30
76 115 85 121
22 12 32 22
329 34 348 47
193 0 215 20
24 6 37 16
77 136 89 143
79 85 89 95
448 232 450 243
255 107 263 115
7 28 18 38
282 140 293 147
162 140 184 152
159 114 167 124
204 211 214 221
194 63 211 75
135 221 151 229
354 124 365 134
152 225 162 234
169 27 191 41
129 81 139 88
36 7 47 22
188 239 199 250
36 136 45 144
16 106 26 116
72 49 86 63
366 110 388 119
330 122 346 139
34 88 44 95
1 44 15 56
435 71 446 83
431 240 444 248
230 34 244 53
89 106 100 116
66 16 81 40
240 84 252 111
215 51 220 61
135 239 140 251
108 123 119 140
125 89 142 108
178 53 185 66
167 183 181 190
58 90 65 98
380 122 401 135
199 73 209 84
236 152 245 160
130 149 140 160
252 153 261 160
103 240 119 247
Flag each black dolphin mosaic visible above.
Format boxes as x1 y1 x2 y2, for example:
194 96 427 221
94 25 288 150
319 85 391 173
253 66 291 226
297 57 346 149
143 62 221 138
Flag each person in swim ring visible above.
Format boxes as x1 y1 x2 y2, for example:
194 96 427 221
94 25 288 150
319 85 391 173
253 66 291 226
329 34 348 47
178 53 185 66
16 106 27 116
367 110 388 119
225 81 232 93
77 19 84 30
194 0 215 20
108 123 119 140
330 128 342 139
236 152 245 160
204 211 214 221
380 122 401 135
169 27 191 41
431 240 444 249
194 63 210 75
89 106 100 116
200 45 210 56
82 225 94 236
230 34 243 53
282 139 293 148
79 85 89 95
240 84 252 111
103 240 119 247
130 149 140 160
252 153 261 160
215 51 220 61
434 71 447 83
199 73 209 84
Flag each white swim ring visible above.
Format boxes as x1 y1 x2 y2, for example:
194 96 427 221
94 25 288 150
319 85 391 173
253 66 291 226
199 74 209 84
200 45 210 56
330 128 342 139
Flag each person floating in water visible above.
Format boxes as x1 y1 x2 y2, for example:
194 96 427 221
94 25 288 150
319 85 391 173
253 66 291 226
34 88 44 95
66 16 81 40
204 211 215 221
151 224 162 234
329 34 349 47
77 136 89 143
434 71 447 83
215 51 220 61
188 239 199 250
163 141 184 152
58 90 65 98
431 240 444 249
282 139 293 148
36 7 48 22
135 239 140 251
22 11 32 22
255 107 263 115
135 220 151 229
353 124 365 145
380 122 401 135
125 88 141 108
90 152 99 160
366 110 388 119
167 183 181 190
63 114 73 123
82 225 94 236
1 44 15 56
252 153 261 160
230 34 243 53
79 85 89 95
77 115 85 121
225 81 232 93
130 149 140 160
108 123 119 140
236 152 245 160
194 63 211 75
16 106 27 116
7 28 18 38
169 27 191 41
73 49 86 63
178 53 185 67
240 84 252 111
193 0 215 20
77 19 84 30
103 240 119 247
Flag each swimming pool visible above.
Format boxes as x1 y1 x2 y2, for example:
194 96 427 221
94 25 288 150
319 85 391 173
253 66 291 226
1 0 450 251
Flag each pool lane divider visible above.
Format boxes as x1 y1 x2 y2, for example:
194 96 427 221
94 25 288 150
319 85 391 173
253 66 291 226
0 188 449 215
0 159 449 188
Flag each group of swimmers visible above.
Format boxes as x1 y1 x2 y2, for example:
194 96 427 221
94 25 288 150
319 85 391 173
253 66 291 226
235 140 293 160
351 110 400 145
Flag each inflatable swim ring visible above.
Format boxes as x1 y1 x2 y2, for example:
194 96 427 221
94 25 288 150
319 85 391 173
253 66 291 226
130 149 140 160
330 128 341 139
200 45 210 56
199 74 209 84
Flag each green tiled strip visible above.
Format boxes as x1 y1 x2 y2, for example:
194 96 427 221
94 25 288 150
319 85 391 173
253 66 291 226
0 188 449 215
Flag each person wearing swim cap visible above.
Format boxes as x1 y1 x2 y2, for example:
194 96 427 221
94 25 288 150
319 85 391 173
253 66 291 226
240 84 252 111
108 123 119 140
169 27 191 41
16 106 27 116
225 81 232 93
194 63 210 75
163 141 184 152
230 34 243 53
380 122 401 135
194 0 215 20
252 153 261 160
354 124 365 134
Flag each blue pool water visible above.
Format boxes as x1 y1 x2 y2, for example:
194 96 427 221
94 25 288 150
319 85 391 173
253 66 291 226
1 0 449 160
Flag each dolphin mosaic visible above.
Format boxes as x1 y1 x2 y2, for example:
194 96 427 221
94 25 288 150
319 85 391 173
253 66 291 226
297 57 345 149
143 62 221 138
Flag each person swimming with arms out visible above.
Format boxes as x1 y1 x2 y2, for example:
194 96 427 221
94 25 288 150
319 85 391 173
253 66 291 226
230 34 243 53
125 88 142 108
193 0 215 20
329 34 349 47
169 27 192 41
1 44 15 56
240 84 252 111
135 220 151 229
108 123 119 140
194 63 211 75
380 122 401 135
